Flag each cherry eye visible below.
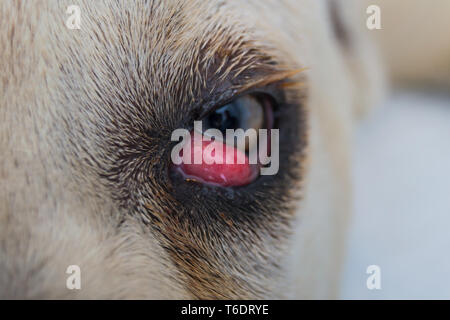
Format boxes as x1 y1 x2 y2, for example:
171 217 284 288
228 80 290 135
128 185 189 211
171 93 276 187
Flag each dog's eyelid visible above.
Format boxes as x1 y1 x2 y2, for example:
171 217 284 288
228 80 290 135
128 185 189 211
235 68 307 94
194 65 306 121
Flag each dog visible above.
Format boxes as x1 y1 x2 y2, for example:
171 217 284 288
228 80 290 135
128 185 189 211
0 0 446 299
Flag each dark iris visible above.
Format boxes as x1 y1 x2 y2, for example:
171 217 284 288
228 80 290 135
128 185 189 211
203 94 267 135
207 103 241 134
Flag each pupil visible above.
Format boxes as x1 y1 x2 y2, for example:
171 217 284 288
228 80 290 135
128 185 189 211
208 104 240 134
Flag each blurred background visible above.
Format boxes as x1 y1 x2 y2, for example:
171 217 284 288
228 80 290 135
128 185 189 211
340 0 450 299
342 90 450 299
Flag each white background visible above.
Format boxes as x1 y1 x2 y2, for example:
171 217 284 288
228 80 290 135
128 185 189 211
341 90 450 299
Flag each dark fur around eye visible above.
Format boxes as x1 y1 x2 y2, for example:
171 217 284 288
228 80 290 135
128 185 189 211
94 67 308 227
167 79 307 224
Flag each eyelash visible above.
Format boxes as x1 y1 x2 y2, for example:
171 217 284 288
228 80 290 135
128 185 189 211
193 83 287 128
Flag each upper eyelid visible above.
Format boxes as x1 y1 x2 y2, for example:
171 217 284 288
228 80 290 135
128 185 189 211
236 68 307 94
195 67 306 119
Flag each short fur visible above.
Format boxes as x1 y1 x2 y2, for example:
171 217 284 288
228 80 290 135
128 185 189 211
0 0 395 299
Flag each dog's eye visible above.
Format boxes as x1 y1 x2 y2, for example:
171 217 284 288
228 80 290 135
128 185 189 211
202 94 272 135
171 93 277 187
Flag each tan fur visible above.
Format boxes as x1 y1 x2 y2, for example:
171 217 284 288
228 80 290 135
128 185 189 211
1 0 383 299
367 0 450 87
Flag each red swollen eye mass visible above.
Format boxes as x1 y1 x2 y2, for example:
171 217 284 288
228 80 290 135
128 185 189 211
173 132 259 187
